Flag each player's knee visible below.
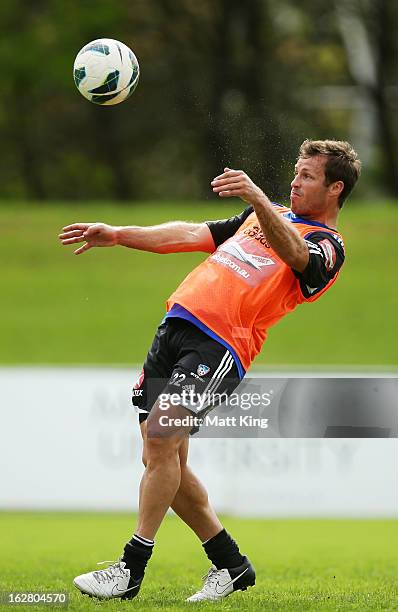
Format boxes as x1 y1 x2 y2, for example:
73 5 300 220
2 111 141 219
145 435 180 464
141 452 147 467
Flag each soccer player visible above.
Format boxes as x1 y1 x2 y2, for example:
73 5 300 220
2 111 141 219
59 139 361 602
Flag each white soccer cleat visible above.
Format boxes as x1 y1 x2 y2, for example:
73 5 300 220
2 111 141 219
73 559 142 600
187 556 255 602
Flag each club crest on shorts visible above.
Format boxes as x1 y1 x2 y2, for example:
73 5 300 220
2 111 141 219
197 364 210 377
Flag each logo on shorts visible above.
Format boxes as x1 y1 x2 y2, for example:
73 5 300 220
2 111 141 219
197 364 210 377
182 384 196 392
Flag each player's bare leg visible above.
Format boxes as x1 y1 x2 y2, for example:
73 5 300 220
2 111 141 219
135 402 191 539
140 420 223 541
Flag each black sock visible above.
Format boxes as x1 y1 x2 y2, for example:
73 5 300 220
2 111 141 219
122 534 154 579
203 529 245 570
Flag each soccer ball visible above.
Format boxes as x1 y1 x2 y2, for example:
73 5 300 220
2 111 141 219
73 38 139 105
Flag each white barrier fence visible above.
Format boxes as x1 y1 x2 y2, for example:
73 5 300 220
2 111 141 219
1 367 397 516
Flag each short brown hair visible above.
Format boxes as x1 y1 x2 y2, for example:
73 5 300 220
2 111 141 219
299 139 361 207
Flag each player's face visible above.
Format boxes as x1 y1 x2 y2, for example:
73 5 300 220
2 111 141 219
290 155 331 215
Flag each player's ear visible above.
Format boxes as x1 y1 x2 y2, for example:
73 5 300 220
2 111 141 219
330 180 344 198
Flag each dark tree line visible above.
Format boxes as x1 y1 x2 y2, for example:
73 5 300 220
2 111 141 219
0 0 397 201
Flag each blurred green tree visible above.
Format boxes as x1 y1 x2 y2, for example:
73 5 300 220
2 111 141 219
0 0 395 201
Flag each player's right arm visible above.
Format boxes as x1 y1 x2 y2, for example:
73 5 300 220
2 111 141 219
58 221 216 255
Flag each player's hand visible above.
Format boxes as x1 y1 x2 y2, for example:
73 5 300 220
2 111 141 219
58 222 119 255
211 168 264 204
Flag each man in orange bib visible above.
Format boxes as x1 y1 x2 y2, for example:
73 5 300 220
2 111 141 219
60 139 361 603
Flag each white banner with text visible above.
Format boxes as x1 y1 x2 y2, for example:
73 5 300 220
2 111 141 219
0 367 397 516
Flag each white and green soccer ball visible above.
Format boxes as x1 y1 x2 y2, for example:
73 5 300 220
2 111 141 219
73 38 139 105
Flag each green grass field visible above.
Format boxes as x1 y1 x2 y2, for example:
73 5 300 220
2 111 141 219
0 201 397 367
0 513 397 611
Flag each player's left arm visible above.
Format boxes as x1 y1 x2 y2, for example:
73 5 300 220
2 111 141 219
211 168 309 271
293 231 345 298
